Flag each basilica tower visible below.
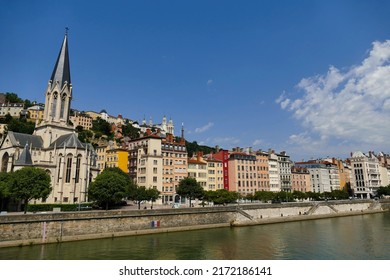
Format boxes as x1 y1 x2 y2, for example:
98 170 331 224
34 31 75 147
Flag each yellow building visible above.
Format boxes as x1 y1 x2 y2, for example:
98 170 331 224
27 105 45 122
205 156 224 191
106 148 129 173
95 145 108 172
70 113 93 130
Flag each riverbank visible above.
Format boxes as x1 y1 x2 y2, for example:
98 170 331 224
0 199 389 248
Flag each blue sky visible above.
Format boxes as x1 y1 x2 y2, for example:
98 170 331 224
1 0 390 161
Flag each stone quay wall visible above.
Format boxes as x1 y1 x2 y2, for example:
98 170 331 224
0 199 388 248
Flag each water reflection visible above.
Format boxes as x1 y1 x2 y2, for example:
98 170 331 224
0 212 389 260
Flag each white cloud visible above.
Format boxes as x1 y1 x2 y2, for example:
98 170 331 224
195 122 214 133
207 79 214 86
278 40 390 151
252 139 263 146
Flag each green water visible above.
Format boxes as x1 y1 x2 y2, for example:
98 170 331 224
1 212 389 260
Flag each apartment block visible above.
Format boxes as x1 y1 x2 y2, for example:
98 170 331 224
106 148 129 173
350 151 382 198
188 152 208 189
255 150 270 191
295 160 340 193
128 132 163 202
161 133 187 204
228 148 258 195
291 166 311 192
205 155 224 191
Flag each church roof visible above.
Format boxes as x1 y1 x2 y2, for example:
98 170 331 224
50 133 85 149
7 131 43 148
50 33 71 89
15 143 33 166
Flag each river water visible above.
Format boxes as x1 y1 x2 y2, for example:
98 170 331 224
1 212 389 260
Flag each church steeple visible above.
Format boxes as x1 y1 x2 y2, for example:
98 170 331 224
41 30 73 125
35 30 75 147
50 29 71 90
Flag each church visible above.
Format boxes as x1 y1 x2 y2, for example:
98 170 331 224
0 32 99 204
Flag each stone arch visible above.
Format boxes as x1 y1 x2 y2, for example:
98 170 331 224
1 152 9 172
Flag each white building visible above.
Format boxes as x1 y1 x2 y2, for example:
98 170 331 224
350 151 382 198
0 32 99 204
295 160 340 193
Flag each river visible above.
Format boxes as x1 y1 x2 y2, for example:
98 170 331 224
0 212 389 260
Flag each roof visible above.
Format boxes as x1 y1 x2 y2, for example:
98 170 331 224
15 143 33 166
7 131 43 148
50 133 85 149
50 33 71 89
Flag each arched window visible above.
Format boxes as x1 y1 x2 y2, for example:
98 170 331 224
51 92 58 118
65 153 73 183
57 153 63 182
60 93 67 119
1 152 9 172
75 154 82 183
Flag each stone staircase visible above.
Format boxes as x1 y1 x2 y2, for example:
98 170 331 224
306 203 320 215
236 207 254 220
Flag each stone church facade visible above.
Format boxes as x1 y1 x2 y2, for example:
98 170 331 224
0 33 99 204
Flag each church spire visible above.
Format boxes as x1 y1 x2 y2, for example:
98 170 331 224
50 29 71 89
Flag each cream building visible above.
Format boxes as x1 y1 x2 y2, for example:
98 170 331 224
0 33 99 204
128 132 163 203
205 156 224 191
70 113 93 130
0 103 24 118
188 152 208 189
350 151 382 198
268 152 280 192
161 133 187 204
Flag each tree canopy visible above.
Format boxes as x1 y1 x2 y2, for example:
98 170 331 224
7 167 52 214
88 168 130 210
204 189 239 205
176 177 205 207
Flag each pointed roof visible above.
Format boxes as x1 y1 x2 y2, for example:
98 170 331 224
49 132 85 149
6 131 43 148
15 143 33 166
50 33 71 89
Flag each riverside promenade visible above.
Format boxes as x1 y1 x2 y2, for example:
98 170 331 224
1 199 389 248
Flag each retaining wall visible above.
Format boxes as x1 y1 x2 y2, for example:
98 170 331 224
0 200 388 248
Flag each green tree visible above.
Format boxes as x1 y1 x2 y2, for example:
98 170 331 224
377 185 390 198
122 123 140 139
254 191 275 202
0 172 11 211
7 167 52 214
177 177 205 207
5 92 23 103
132 186 150 210
147 188 160 209
23 99 34 109
292 191 307 201
92 117 112 138
207 189 239 205
88 169 129 210
5 118 35 134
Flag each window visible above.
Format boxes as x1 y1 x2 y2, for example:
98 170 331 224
75 156 81 183
65 156 72 183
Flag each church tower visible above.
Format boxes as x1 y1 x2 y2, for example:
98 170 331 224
34 31 75 147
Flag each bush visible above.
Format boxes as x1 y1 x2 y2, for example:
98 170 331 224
26 203 93 212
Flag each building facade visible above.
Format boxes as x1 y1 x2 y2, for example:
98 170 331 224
350 151 382 198
0 33 98 204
